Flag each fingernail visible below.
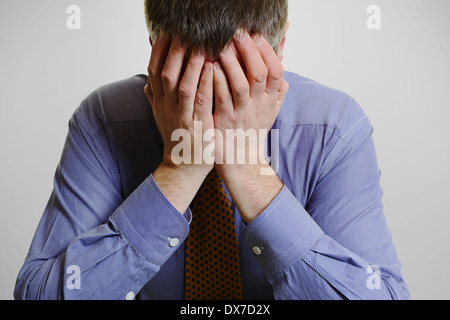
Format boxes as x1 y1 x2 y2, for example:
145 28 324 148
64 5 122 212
214 62 222 72
204 62 211 72
235 28 248 42
252 34 264 46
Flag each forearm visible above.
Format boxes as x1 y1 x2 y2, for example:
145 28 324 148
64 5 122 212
15 174 191 300
240 184 410 300
16 221 155 300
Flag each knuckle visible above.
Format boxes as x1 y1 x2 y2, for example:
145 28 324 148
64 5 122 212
144 84 152 97
217 93 233 105
253 68 269 84
281 79 290 92
161 71 176 87
269 65 284 82
235 83 250 97
195 93 210 110
178 85 193 99
148 66 158 79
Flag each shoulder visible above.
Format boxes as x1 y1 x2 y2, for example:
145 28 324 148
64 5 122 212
280 71 370 142
73 74 153 135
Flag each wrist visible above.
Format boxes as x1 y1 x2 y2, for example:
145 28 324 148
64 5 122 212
216 163 283 224
153 161 212 214
160 155 213 180
215 163 273 181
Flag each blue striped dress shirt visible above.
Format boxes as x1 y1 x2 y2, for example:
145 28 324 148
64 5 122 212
14 71 410 300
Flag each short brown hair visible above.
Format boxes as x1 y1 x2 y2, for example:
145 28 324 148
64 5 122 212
144 0 288 58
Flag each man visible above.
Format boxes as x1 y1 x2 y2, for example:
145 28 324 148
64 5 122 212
14 0 410 300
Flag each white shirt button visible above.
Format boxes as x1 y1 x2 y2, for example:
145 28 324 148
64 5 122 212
168 238 180 247
125 291 135 300
252 246 262 256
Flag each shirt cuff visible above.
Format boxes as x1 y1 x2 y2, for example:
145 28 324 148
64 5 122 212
243 185 324 278
110 174 191 266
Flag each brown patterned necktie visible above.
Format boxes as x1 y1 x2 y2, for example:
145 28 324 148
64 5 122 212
185 169 243 300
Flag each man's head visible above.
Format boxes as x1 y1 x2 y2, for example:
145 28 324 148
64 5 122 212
144 0 288 59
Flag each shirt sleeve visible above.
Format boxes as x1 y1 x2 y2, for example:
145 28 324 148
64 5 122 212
14 107 190 300
243 112 411 300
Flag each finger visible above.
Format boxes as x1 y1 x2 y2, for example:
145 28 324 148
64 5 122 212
254 35 285 96
233 30 268 98
277 79 290 107
148 35 171 98
144 82 154 106
219 43 250 108
178 50 206 116
160 40 188 100
193 62 214 120
213 61 234 116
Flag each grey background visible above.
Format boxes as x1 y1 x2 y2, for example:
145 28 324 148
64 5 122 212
0 0 449 300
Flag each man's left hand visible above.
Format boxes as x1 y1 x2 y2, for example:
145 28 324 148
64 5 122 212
212 30 289 223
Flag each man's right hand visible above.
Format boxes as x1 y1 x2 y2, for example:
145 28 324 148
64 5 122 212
144 36 214 214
